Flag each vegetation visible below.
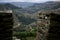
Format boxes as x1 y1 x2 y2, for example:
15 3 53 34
0 1 60 40
13 32 37 40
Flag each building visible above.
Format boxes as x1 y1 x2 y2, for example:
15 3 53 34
0 10 13 40
47 13 60 40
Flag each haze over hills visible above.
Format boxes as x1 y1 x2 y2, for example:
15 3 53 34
0 2 60 39
0 1 60 12
23 1 60 14
0 2 60 19
6 1 60 14
10 2 35 8
0 3 21 10
0 1 60 25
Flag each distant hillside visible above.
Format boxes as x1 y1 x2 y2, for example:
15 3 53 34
1 1 60 14
0 1 60 13
0 3 21 10
40 8 60 15
24 1 60 14
10 2 35 8
14 10 37 25
0 3 36 25
0 1 60 25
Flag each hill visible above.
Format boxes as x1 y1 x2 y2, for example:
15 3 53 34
0 1 60 28
10 2 35 8
23 1 60 14
0 3 21 10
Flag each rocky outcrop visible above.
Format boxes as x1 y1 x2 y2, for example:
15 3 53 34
37 9 60 40
36 12 50 40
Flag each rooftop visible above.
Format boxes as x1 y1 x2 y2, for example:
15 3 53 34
0 10 12 13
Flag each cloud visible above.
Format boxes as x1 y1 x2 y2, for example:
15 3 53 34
0 0 56 3
0 0 35 2
56 0 60 1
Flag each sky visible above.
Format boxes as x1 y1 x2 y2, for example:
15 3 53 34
0 0 60 3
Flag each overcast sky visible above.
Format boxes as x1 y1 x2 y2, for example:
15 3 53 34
0 0 59 3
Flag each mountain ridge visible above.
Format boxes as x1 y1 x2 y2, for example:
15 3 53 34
10 2 35 8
